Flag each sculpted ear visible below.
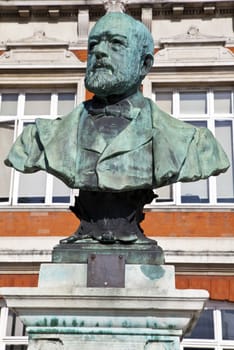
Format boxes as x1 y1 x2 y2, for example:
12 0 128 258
140 53 154 77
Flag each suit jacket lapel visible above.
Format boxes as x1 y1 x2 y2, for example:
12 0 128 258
78 110 107 154
99 105 153 162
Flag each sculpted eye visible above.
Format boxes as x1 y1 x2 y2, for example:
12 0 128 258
89 40 98 51
112 39 123 45
111 38 126 49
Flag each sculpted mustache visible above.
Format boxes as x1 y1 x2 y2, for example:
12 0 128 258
91 60 114 71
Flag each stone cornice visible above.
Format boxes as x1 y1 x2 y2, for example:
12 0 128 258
160 26 227 47
0 237 234 265
0 31 87 68
6 31 69 49
154 46 234 68
0 0 234 19
0 0 233 5
0 48 85 69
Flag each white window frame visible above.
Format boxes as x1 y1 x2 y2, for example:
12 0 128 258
0 306 28 350
147 87 234 208
0 87 79 208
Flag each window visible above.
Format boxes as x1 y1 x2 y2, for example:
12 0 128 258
151 88 234 206
185 310 214 339
0 306 28 350
5 347 27 350
0 89 77 206
182 306 234 350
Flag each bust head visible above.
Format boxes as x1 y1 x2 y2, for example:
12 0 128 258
85 12 154 99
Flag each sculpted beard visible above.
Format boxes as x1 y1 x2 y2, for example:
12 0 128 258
85 63 140 96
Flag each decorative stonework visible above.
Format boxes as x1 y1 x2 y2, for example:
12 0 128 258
6 30 69 48
154 46 234 67
78 10 89 45
160 26 226 47
103 0 125 13
154 26 234 68
0 48 83 67
141 7 152 32
0 31 85 68
0 1 233 19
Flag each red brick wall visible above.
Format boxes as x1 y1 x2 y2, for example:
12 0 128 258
0 274 38 287
142 211 234 237
176 275 234 301
0 211 77 237
1 211 233 238
71 49 88 62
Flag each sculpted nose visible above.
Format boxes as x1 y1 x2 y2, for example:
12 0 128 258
94 41 108 59
95 51 107 59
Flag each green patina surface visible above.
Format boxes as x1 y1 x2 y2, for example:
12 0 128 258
52 243 164 264
140 265 165 280
27 315 180 331
27 326 180 337
72 320 78 327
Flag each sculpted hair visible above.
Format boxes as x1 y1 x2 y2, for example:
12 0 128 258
132 16 154 59
93 12 154 58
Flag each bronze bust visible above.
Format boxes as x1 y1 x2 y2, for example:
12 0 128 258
5 13 229 244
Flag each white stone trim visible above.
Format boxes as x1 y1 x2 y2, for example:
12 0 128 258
0 48 85 69
1 336 28 345
0 237 233 266
154 46 234 68
141 7 152 31
157 237 234 264
78 10 90 44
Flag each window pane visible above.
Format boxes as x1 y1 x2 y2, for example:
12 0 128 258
180 92 207 114
181 179 209 203
24 93 51 115
185 120 207 128
18 172 46 203
155 92 172 114
221 310 234 340
215 121 234 202
58 93 75 115
0 94 18 116
185 310 214 339
214 91 232 114
184 348 214 350
6 310 25 336
52 176 70 203
6 346 28 350
0 122 14 202
154 186 173 203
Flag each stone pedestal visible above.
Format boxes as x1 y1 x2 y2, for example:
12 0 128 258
0 262 208 350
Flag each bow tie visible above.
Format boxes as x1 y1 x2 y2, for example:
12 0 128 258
88 99 132 120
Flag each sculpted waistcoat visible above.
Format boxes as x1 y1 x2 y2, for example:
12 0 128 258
76 100 153 190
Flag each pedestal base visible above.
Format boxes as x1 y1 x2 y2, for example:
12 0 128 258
28 332 180 350
52 240 164 265
0 263 208 350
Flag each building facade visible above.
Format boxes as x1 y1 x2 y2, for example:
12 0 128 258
0 0 234 349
